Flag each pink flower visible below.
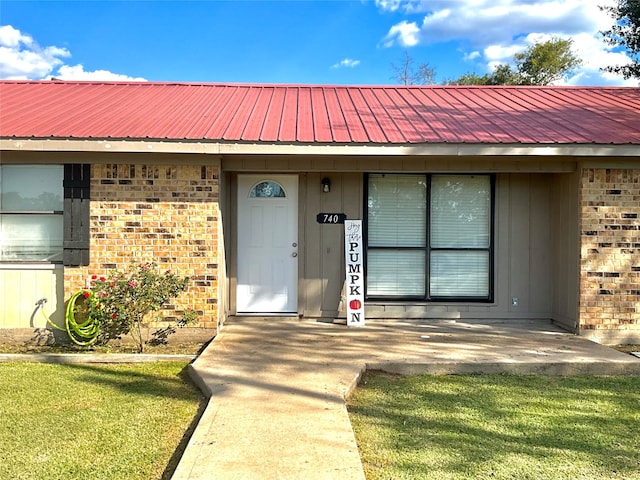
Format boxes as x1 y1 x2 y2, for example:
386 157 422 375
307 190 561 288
128 281 136 288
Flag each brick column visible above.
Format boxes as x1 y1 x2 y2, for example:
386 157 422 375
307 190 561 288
579 168 640 340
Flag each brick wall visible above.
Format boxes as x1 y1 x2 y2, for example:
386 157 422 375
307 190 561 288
580 168 640 338
63 163 221 329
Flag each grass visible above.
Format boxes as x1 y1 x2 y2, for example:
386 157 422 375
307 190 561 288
348 373 640 480
0 361 204 480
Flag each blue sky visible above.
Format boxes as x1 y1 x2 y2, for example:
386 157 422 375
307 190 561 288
0 0 637 86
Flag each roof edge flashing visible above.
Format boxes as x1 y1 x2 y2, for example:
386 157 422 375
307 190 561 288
1 138 638 157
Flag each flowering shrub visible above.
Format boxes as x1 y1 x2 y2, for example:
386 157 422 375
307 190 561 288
77 262 195 352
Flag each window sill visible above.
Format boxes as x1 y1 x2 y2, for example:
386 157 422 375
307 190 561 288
0 262 63 270
366 299 497 307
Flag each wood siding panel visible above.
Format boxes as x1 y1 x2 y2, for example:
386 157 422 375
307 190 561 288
302 173 323 315
302 173 362 317
320 175 346 313
0 267 63 328
507 174 531 313
222 156 576 174
529 175 553 314
551 171 580 329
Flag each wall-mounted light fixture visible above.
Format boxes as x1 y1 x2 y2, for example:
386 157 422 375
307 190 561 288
321 177 331 193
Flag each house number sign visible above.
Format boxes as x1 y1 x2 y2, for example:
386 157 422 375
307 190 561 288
316 213 347 224
344 219 365 327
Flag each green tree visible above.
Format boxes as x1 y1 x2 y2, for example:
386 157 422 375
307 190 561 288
448 37 581 86
446 72 492 85
514 37 582 85
447 65 519 85
391 51 437 85
601 0 640 80
491 64 521 84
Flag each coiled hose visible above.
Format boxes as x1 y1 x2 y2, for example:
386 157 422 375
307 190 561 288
41 290 101 346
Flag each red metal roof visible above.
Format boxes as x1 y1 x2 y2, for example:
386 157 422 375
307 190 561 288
1 81 639 145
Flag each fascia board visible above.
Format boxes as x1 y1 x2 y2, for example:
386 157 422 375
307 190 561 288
1 138 639 157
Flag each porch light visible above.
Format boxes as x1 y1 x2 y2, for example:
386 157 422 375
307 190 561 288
321 177 331 193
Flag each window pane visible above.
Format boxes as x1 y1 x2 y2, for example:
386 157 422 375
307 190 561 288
0 215 63 262
430 251 489 297
431 175 490 248
249 181 285 198
368 174 426 247
0 165 64 211
367 250 425 296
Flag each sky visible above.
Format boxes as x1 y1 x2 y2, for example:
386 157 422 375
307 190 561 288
0 0 637 86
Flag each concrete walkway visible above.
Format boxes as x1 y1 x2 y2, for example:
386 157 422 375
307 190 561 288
171 318 640 480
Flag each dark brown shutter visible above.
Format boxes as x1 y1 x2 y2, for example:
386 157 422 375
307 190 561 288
63 164 90 266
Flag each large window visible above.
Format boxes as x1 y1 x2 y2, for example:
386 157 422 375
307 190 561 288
366 173 493 301
0 165 64 262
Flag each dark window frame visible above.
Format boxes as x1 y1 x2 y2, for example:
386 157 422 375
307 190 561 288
364 173 495 303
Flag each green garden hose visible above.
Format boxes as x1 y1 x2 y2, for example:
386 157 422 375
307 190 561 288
42 290 101 346
65 290 101 345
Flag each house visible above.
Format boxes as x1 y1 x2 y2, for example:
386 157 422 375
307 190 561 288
1 81 639 344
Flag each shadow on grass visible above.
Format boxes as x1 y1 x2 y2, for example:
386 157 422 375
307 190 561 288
49 362 207 480
349 373 640 479
53 362 199 400
161 375 208 480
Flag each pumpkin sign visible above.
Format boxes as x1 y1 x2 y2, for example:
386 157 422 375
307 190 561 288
344 220 365 326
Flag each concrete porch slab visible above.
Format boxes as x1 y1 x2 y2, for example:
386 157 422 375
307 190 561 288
171 318 640 480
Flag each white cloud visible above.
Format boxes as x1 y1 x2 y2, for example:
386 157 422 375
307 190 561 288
331 58 361 69
484 43 524 64
374 0 404 12
378 0 635 85
0 25 69 79
419 1 600 46
561 33 638 86
463 51 481 62
382 20 421 47
0 25 146 81
0 24 30 48
54 64 146 81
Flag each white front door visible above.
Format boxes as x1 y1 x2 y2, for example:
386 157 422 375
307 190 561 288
237 175 298 314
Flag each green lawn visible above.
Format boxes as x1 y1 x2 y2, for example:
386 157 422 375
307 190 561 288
348 373 640 480
0 362 203 480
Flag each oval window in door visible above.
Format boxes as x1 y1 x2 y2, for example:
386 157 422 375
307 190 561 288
249 181 286 198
